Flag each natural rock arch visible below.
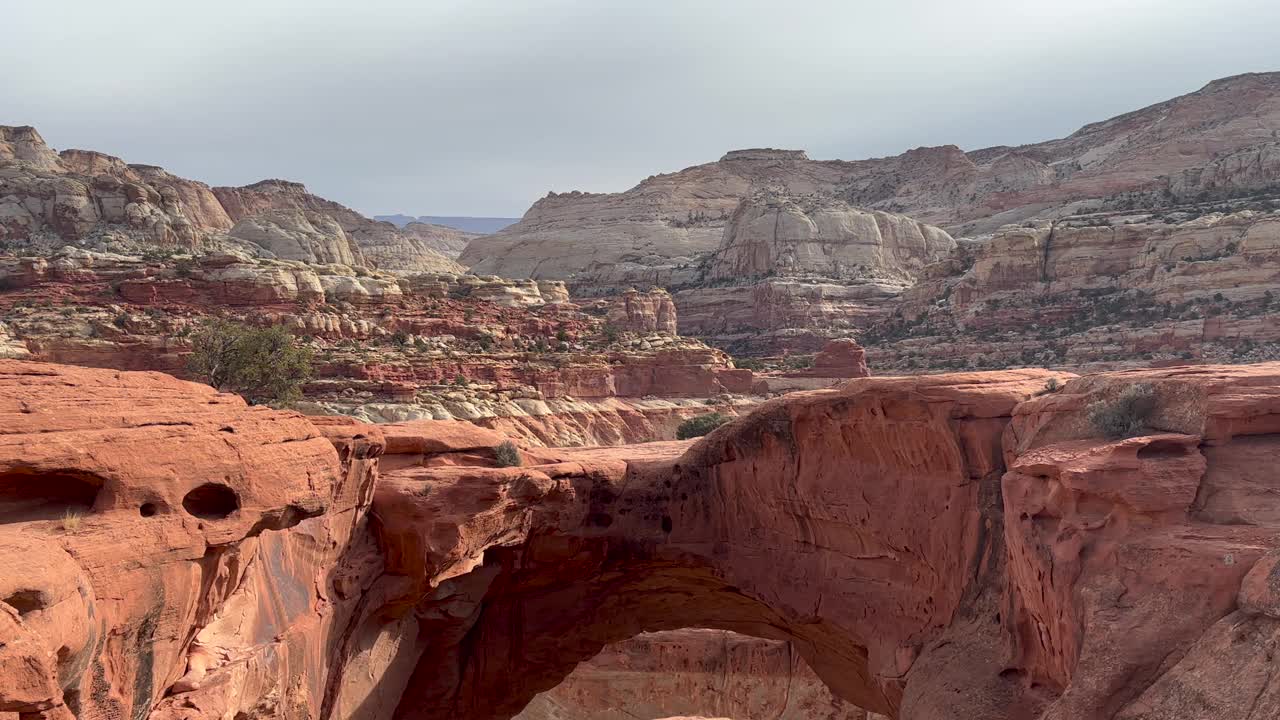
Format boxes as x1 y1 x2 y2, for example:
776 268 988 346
9 361 1280 720
363 371 1055 719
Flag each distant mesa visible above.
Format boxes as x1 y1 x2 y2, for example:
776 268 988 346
374 214 519 234
719 148 810 162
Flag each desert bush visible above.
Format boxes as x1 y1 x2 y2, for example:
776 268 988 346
1037 377 1061 396
676 412 730 440
1087 383 1157 439
187 319 312 404
494 440 521 467
62 509 82 533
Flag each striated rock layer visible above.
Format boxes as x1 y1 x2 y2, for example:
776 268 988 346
866 205 1280 371
0 247 761 446
6 360 1280 720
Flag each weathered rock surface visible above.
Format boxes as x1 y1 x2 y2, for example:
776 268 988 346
213 180 463 274
602 287 678 335
707 193 955 283
672 193 954 350
0 361 383 720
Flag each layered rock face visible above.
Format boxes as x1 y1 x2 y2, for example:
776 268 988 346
675 193 954 352
213 180 463 274
602 287 678 335
866 205 1280 371
6 360 1280 719
460 149 852 288
706 193 955 283
461 73 1280 288
515 630 864 720
0 247 758 447
0 127 461 274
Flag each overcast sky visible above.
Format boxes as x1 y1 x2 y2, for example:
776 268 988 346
6 0 1280 218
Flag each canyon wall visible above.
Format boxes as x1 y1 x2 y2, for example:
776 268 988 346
461 73 1280 289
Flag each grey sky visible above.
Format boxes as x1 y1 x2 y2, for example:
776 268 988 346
6 0 1280 217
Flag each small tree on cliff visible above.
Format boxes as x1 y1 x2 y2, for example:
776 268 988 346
187 319 313 405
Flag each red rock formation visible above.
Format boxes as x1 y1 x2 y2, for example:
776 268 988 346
807 338 870 377
6 360 1280 720
0 361 383 719
603 288 678 335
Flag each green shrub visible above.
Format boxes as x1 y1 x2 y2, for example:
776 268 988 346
1087 383 1157 439
187 319 312 404
493 440 521 467
734 357 765 371
676 412 730 440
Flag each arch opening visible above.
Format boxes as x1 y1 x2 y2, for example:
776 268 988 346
386 539 888 720
516 628 869 720
182 483 240 519
0 467 104 524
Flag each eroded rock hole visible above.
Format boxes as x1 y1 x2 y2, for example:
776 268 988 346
182 483 239 519
3 589 46 616
661 515 673 533
0 468 103 524
139 502 158 517
1138 439 1190 460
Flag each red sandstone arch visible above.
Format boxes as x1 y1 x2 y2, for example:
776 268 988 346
9 362 1280 720
367 372 1058 720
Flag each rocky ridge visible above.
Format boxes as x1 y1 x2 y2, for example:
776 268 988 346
0 126 461 274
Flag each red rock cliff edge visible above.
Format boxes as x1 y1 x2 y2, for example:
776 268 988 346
3 361 1280 720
